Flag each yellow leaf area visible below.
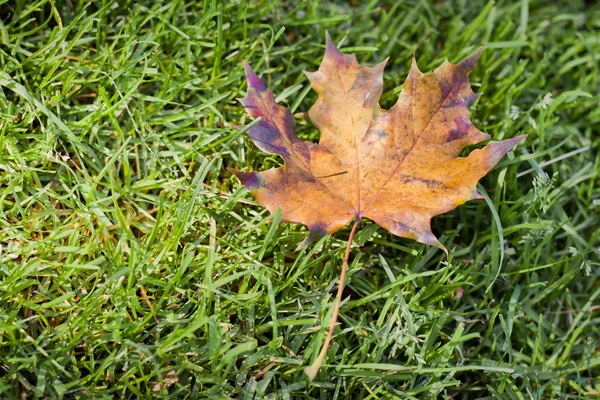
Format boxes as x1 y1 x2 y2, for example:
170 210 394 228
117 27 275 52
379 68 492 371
232 34 525 254
231 34 527 380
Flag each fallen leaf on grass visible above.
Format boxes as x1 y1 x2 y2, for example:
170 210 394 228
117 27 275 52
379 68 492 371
230 33 526 380
152 370 178 393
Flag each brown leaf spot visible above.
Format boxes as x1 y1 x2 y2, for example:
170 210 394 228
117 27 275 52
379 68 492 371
448 117 471 142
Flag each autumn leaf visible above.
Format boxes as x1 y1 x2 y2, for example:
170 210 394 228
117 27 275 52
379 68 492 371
152 370 178 393
230 33 526 380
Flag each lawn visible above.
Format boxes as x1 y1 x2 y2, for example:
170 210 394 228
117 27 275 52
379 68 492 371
0 0 599 398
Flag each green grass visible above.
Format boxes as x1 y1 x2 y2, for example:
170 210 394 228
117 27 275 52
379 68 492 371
0 0 599 398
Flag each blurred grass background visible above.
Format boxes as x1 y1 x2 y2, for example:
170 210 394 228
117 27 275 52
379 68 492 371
0 0 599 398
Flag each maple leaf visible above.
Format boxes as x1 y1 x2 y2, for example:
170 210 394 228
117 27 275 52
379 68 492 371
230 33 526 379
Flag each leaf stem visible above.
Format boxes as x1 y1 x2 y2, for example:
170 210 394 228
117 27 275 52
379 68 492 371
304 217 361 381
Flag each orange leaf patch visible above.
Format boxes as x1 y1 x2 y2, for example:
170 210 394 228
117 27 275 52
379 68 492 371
231 34 525 253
